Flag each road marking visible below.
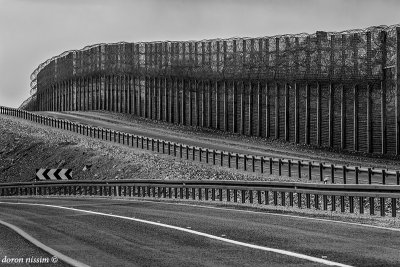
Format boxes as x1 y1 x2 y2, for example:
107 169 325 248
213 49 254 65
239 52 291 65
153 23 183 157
0 219 90 267
0 201 352 267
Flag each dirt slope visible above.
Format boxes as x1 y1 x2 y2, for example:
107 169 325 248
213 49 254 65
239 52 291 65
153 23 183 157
0 115 290 183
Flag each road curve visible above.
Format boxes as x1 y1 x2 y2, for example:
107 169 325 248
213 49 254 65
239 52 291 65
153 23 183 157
35 111 400 169
0 197 399 266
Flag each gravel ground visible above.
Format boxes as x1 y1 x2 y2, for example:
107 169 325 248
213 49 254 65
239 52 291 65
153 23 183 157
0 115 298 183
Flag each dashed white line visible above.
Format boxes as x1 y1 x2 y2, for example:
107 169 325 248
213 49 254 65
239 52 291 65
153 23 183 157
0 201 352 267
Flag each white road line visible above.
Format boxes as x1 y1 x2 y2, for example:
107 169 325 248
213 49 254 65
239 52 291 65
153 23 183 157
0 201 352 267
0 219 90 267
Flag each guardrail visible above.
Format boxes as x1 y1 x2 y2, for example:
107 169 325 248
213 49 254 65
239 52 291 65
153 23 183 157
0 179 399 217
1 106 400 185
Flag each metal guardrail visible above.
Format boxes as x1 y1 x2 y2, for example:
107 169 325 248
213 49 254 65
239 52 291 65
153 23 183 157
1 105 400 185
0 179 399 217
0 106 400 185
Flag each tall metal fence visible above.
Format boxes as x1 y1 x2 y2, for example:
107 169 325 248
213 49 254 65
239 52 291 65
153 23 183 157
23 24 400 156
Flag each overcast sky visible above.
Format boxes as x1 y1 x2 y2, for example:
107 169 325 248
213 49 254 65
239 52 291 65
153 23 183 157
0 0 399 108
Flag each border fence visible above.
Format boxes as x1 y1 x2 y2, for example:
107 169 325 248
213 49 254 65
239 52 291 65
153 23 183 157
20 24 400 156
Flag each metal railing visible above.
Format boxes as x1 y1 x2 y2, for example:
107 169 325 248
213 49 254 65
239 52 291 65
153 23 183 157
0 179 399 217
1 105 400 185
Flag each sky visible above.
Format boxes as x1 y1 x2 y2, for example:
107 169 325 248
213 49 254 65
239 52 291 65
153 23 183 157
0 0 399 108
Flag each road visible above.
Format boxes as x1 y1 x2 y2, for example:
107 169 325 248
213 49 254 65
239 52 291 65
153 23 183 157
0 197 399 266
33 111 399 184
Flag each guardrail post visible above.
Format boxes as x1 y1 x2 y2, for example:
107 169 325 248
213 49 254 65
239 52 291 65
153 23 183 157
205 188 209 200
343 166 347 184
331 164 335 183
198 188 202 200
269 158 272 174
211 188 216 201
392 198 396 217
359 197 364 214
368 168 372 184
288 160 292 177
173 143 177 157
167 142 170 155
355 167 359 184
241 190 246 203
323 195 328 210
235 154 239 169
298 161 301 178
274 191 278 206
278 159 282 176
192 147 196 161
179 144 182 158
220 152 224 167
199 148 202 162
157 140 160 152
186 145 189 160
192 188 196 200
314 194 319 209
212 150 216 165
319 163 323 182
369 197 375 215
380 197 385 216
252 156 255 172
306 194 311 208
265 191 269 205
228 153 231 168
397 171 400 185
340 196 345 212
349 196 354 213
234 189 238 202
243 155 247 171
257 191 262 204
382 170 386 185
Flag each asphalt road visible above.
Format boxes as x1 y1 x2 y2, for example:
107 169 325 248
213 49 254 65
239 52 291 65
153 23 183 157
0 197 399 266
0 224 69 267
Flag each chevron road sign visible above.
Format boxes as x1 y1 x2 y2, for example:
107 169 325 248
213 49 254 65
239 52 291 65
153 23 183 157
36 169 72 181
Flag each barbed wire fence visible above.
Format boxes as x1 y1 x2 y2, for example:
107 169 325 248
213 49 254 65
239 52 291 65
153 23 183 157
18 24 400 156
